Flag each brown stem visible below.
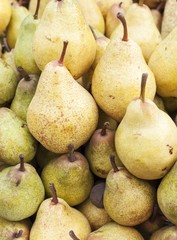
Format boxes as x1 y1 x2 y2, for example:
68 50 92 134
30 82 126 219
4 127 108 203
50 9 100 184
68 144 76 162
150 203 158 222
58 41 68 65
100 122 110 136
17 66 30 81
34 0 41 19
13 230 23 238
18 0 24 6
139 73 148 103
49 183 59 204
110 155 119 172
18 154 25 172
119 2 123 8
2 36 10 52
139 0 144 6
117 12 128 41
69 230 80 240
156 1 165 11
89 25 97 40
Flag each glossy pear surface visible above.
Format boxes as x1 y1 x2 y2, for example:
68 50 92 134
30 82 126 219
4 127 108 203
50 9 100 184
0 0 12 35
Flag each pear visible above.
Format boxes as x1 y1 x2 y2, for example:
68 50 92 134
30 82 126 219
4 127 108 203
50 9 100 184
103 156 156 226
86 222 144 240
77 197 112 230
92 12 156 122
161 0 177 39
0 154 45 221
32 0 96 79
76 0 105 34
29 183 91 240
115 73 177 180
0 0 12 35
14 0 41 75
41 144 94 206
27 41 98 153
111 0 162 62
85 122 123 178
0 107 37 165
10 67 39 121
29 0 49 18
6 1 29 49
148 25 177 98
150 225 177 240
0 216 31 240
157 160 177 225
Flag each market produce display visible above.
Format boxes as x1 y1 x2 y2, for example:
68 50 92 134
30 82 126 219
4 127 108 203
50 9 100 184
0 0 177 239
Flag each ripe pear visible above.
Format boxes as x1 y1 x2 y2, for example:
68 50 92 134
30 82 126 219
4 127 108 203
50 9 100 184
32 0 96 79
0 107 37 165
76 0 105 34
150 225 177 240
0 0 12 35
115 73 177 180
148 25 177 98
85 122 123 178
14 0 41 75
0 216 31 240
10 67 39 121
29 183 91 240
6 1 29 49
86 222 144 240
27 41 98 153
111 0 162 62
29 0 49 18
92 13 156 122
0 154 45 221
103 156 156 226
41 144 94 206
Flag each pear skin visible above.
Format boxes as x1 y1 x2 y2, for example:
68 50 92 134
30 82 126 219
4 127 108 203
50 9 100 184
0 0 12 35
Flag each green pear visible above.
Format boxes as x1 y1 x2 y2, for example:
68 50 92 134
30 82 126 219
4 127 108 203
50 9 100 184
32 0 96 79
86 222 144 240
85 122 123 178
115 73 177 180
103 156 156 226
150 225 177 240
14 0 41 75
148 25 177 98
0 216 32 240
0 0 12 35
29 183 91 240
92 13 156 122
27 41 98 153
6 1 29 49
0 107 37 165
0 154 45 221
111 0 162 62
41 144 94 206
10 67 39 121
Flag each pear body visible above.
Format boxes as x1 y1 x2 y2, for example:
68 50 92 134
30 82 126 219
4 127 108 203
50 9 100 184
14 14 40 75
150 226 177 240
86 222 144 240
148 26 177 97
103 167 156 226
0 108 37 165
32 0 96 79
157 161 177 225
29 197 91 240
115 99 177 179
0 0 11 35
0 163 45 221
92 38 156 122
111 3 162 62
27 61 98 153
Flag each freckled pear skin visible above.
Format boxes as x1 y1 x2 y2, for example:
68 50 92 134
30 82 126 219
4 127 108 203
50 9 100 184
27 58 98 153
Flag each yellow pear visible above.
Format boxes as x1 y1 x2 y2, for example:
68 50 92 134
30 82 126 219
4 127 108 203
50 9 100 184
0 0 12 35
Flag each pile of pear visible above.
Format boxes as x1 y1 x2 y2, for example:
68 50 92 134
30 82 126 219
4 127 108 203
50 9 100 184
1 0 177 239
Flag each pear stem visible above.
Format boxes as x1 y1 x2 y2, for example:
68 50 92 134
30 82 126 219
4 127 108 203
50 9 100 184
100 122 110 136
139 73 148 103
139 0 144 6
68 144 76 162
117 12 128 42
49 183 59 204
2 36 10 52
13 230 23 238
18 154 25 172
69 230 80 240
150 203 158 222
89 25 97 40
34 0 41 19
58 41 68 66
110 155 119 172
17 66 30 81
119 2 123 8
